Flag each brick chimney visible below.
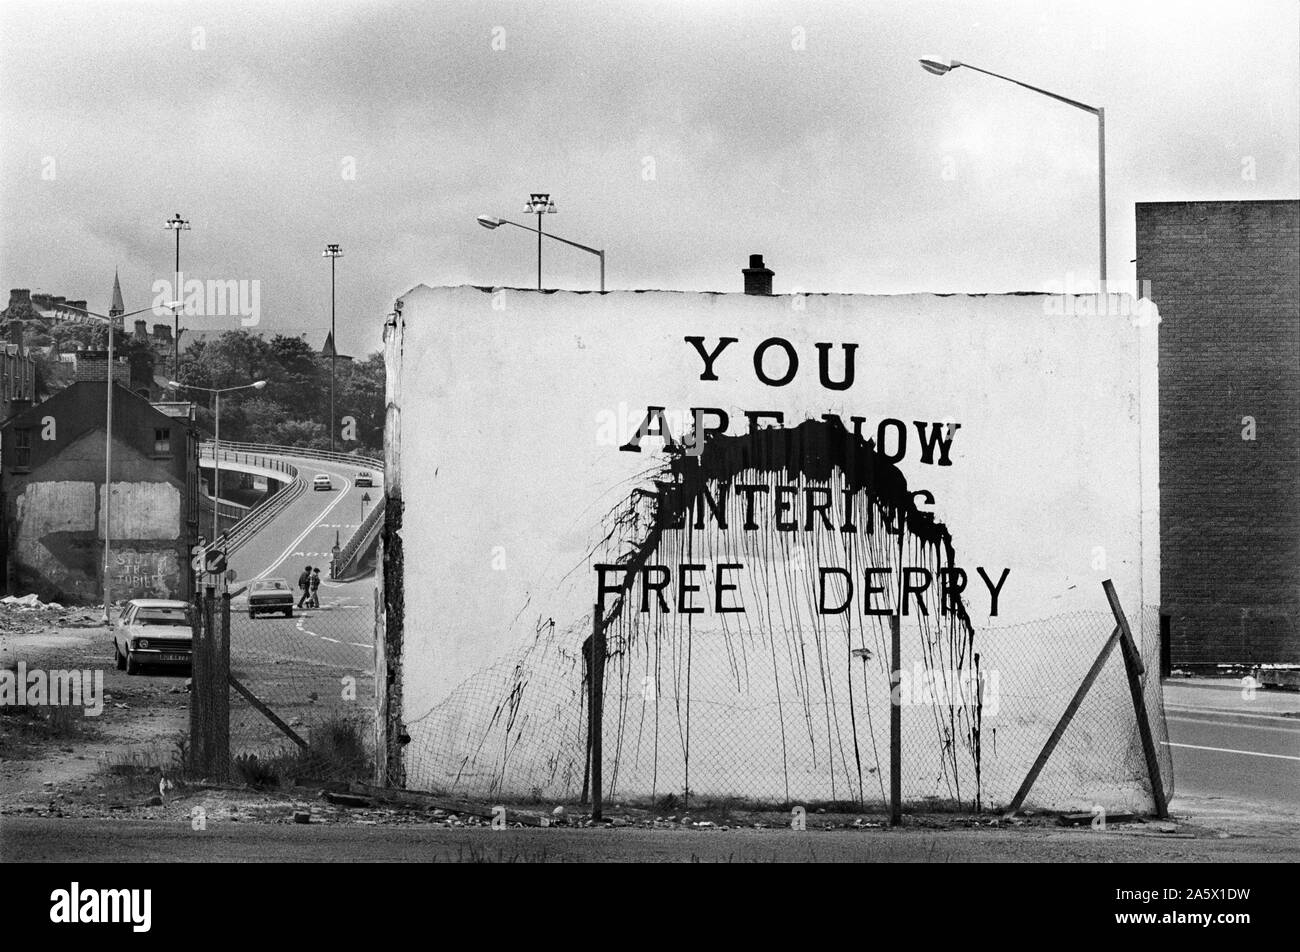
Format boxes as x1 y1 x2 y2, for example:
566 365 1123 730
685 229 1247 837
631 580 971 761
8 288 32 310
743 254 774 295
68 299 87 312
153 323 172 341
134 319 148 340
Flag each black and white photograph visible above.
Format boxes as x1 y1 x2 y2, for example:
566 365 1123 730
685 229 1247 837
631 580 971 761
0 0 1296 927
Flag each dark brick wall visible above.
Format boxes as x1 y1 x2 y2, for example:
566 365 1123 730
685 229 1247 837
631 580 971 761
1137 200 1300 665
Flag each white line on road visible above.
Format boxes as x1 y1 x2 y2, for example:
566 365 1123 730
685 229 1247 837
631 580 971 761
1167 714 1300 734
349 643 370 649
1162 741 1300 762
254 473 353 581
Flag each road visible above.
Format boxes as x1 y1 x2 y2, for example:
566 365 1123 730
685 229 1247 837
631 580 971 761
2 816 1295 862
224 453 379 668
1163 679 1300 829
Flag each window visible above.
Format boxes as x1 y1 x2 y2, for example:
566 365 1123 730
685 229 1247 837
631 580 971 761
154 428 171 454
14 427 31 468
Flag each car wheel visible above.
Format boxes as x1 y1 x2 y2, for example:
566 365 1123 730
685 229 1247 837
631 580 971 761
249 609 257 619
283 608 293 618
114 641 126 670
125 652 140 676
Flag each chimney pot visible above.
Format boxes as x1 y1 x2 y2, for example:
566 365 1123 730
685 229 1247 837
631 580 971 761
742 254 774 296
134 319 148 339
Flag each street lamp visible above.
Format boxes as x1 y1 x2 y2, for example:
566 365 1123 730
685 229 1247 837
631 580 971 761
164 212 190 376
919 55 1107 283
168 379 267 543
476 212 606 292
321 244 343 453
54 301 180 624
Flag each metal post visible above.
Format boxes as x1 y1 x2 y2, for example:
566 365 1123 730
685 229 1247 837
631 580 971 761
330 254 336 453
102 315 114 624
889 613 902 826
1097 107 1107 285
188 587 204 771
536 212 543 290
589 606 605 821
599 251 605 293
212 391 220 542
174 226 181 377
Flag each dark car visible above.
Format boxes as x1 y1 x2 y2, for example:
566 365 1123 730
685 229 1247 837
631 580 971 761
113 600 193 675
248 578 294 618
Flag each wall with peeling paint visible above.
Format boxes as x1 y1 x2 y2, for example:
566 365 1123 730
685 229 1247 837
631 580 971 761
386 286 1161 810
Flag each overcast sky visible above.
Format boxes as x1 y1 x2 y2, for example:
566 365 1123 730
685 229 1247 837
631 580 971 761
2 0 1296 358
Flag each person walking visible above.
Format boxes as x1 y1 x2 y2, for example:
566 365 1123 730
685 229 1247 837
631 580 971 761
308 567 322 609
297 565 312 608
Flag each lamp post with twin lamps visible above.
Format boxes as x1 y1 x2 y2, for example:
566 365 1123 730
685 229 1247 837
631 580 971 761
919 56 1106 284
52 300 180 624
476 199 605 291
167 379 267 543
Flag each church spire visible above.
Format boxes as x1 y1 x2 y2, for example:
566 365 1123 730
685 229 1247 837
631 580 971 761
109 270 125 322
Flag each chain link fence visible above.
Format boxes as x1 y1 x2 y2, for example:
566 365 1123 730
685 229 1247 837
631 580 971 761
403 599 1170 814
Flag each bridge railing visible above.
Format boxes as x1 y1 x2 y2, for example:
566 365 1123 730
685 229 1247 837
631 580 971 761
331 495 385 580
201 440 382 470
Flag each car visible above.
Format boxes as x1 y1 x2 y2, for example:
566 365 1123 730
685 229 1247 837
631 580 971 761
312 474 332 491
248 578 294 619
355 470 374 488
113 599 193 675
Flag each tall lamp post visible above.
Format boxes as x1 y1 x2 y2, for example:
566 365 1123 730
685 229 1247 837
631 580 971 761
321 244 343 453
476 212 605 292
168 380 267 543
53 301 180 624
164 212 190 376
919 56 1106 284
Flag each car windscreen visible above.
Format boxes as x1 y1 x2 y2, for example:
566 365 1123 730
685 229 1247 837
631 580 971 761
136 608 192 625
254 581 288 591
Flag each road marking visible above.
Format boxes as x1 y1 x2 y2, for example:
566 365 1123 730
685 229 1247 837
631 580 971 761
254 472 353 581
1167 714 1300 734
1162 741 1300 762
349 642 371 649
320 637 340 644
1166 705 1300 722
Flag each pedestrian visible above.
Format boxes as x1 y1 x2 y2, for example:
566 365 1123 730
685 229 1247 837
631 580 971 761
297 565 311 608
309 567 321 608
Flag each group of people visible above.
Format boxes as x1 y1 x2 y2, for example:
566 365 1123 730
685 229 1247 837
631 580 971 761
297 565 322 609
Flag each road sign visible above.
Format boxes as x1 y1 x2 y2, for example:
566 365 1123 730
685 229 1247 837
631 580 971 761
204 548 227 574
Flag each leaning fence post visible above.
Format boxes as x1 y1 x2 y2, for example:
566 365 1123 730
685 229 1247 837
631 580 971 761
889 613 902 827
1103 580 1169 819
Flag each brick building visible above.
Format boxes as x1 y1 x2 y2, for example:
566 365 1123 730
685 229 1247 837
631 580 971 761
1136 199 1300 666
1 320 37 426
0 381 200 604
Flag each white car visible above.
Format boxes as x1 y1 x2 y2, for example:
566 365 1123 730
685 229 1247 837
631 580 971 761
113 599 193 675
312 474 333 491
355 470 374 487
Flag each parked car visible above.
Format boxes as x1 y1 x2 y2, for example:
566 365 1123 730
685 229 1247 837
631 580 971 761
248 578 294 619
113 599 193 675
355 470 374 488
313 474 333 491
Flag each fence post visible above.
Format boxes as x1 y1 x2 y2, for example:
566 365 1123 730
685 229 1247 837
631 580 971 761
211 590 231 781
889 613 902 827
589 606 605 822
188 587 206 773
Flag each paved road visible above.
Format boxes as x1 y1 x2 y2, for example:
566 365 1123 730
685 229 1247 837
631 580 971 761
2 816 1295 862
1163 679 1300 825
225 453 379 664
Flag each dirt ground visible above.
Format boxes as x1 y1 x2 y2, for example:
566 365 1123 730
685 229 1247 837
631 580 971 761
0 604 1288 856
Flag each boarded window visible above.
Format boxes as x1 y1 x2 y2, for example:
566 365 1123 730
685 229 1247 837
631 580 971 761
154 428 171 454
